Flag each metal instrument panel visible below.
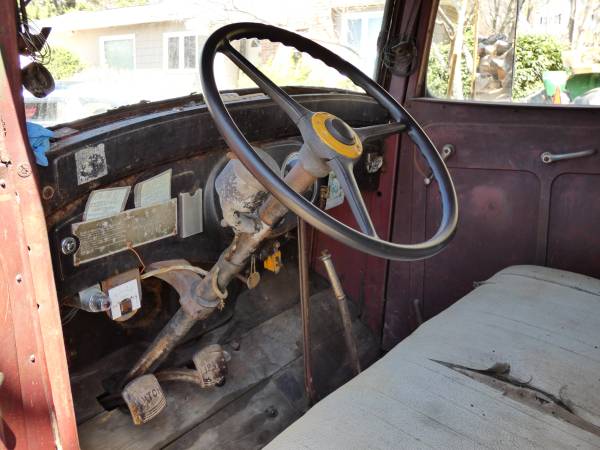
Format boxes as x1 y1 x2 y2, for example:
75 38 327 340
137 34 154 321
72 199 177 266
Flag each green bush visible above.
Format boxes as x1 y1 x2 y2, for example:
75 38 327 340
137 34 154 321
426 28 475 99
427 30 564 101
513 34 565 99
46 47 84 80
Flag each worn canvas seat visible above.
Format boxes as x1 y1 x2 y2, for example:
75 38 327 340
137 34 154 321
267 266 600 449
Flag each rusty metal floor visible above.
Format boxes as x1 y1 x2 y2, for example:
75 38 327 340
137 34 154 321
72 263 379 449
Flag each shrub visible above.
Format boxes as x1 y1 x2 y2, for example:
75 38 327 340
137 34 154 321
426 28 475 99
513 34 565 99
46 47 85 80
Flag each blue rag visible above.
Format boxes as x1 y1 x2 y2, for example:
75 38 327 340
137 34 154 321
26 122 54 166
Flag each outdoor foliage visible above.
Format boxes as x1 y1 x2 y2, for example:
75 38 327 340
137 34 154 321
28 0 149 19
427 28 475 99
427 31 565 100
46 47 85 80
512 34 565 99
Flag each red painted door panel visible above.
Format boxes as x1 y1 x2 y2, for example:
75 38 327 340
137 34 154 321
548 174 600 278
424 168 540 318
384 99 600 349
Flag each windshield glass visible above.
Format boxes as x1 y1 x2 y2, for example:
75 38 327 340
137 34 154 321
24 0 385 126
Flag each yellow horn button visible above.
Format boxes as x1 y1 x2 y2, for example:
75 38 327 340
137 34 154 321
311 112 362 159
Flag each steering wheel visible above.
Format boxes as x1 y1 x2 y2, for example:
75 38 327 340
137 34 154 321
200 23 458 261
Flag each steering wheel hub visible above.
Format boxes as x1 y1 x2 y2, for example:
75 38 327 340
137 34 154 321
311 112 362 159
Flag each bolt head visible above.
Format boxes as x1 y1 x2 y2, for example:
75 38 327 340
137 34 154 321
17 163 32 178
61 237 77 255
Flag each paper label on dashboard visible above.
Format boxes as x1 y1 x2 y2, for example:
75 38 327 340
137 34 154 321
108 279 141 320
83 186 130 221
134 169 172 208
325 172 344 210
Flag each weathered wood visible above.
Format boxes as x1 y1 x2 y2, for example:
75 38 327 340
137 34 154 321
77 286 377 449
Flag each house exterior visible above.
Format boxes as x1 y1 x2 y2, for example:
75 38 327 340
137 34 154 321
38 0 385 114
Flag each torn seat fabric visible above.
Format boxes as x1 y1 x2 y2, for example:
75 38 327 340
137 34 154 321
267 266 600 449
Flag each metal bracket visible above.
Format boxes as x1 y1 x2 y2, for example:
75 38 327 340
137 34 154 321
425 144 454 186
144 259 220 316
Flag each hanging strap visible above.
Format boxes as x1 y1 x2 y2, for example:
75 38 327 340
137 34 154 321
380 0 424 77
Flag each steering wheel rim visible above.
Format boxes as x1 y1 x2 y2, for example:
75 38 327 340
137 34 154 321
200 22 458 261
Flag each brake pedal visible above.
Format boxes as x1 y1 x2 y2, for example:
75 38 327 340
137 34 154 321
192 344 231 387
122 374 166 425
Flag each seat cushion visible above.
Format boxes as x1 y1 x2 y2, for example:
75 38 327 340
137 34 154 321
266 266 600 449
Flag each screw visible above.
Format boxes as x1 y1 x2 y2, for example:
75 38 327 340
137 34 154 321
230 341 240 351
29 354 35 363
61 237 77 255
265 406 278 418
0 179 6 188
42 185 55 200
17 163 31 178
15 274 22 283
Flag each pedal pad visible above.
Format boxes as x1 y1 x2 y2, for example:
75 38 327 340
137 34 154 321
122 374 166 425
192 344 231 388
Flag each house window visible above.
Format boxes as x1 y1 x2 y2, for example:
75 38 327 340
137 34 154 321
164 33 198 70
341 10 383 76
100 35 135 70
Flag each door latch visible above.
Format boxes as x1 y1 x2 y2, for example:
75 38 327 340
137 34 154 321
540 148 596 164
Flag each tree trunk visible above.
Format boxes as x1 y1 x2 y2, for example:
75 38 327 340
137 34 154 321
446 0 469 99
568 0 577 48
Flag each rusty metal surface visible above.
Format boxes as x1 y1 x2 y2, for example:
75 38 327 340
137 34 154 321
310 134 400 342
191 344 230 388
72 198 177 266
122 374 167 425
319 251 361 376
0 2 79 447
297 218 316 404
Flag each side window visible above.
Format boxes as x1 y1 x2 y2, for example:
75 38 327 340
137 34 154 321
426 0 600 106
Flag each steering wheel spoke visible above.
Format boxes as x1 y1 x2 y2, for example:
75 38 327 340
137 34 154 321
354 122 406 144
221 42 309 125
201 23 458 261
327 158 377 237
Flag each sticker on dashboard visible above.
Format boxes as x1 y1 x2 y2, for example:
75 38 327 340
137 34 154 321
75 143 108 185
325 171 344 210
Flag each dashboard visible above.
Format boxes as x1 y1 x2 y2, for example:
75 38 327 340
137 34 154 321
40 91 389 305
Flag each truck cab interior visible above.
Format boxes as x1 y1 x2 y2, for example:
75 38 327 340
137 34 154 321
1 0 600 449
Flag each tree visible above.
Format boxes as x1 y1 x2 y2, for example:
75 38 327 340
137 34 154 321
27 0 150 19
46 47 85 80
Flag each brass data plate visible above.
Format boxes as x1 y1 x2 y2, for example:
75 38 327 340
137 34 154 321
72 199 177 266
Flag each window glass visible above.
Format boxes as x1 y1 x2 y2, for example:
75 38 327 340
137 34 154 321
183 36 197 69
346 19 362 50
426 0 600 106
24 0 386 126
102 37 134 70
167 36 179 69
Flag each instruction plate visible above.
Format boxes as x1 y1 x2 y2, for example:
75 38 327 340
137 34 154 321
71 199 177 266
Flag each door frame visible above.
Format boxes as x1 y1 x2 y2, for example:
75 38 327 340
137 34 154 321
0 2 78 448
